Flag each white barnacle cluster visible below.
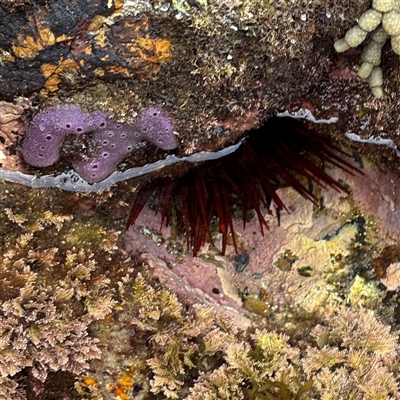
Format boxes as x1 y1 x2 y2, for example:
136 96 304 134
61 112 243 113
334 0 400 98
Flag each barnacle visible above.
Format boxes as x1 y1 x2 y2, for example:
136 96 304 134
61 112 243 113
127 117 359 256
334 1 400 97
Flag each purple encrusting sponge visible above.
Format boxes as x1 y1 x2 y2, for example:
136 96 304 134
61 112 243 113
72 107 178 183
21 105 178 183
21 106 108 167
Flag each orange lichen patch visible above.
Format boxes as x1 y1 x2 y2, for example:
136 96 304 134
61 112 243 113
0 97 31 172
56 34 73 43
9 8 73 59
41 58 79 92
41 63 60 79
12 33 47 59
113 0 124 10
103 0 123 11
109 16 173 80
12 27 72 60
12 28 56 60
94 67 105 76
136 38 173 64
38 27 55 46
94 29 108 48
107 65 131 77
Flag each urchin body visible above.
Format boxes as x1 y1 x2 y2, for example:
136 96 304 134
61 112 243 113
127 118 359 256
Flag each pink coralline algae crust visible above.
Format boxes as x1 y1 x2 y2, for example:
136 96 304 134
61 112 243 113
350 162 400 239
123 207 248 325
21 105 178 183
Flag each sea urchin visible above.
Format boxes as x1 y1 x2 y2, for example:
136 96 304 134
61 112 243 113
126 117 359 256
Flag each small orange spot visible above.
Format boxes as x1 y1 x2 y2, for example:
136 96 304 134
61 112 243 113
41 62 58 78
38 27 55 47
107 374 133 400
84 45 93 55
43 74 62 92
103 313 112 326
118 375 133 388
84 377 96 386
114 386 129 400
114 0 124 10
94 29 108 48
56 34 73 43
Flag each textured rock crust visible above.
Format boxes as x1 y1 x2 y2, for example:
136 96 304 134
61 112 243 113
2 0 400 177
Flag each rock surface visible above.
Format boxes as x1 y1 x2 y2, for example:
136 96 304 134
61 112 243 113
1 0 400 175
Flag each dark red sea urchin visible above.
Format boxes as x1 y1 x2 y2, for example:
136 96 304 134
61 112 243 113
126 117 360 256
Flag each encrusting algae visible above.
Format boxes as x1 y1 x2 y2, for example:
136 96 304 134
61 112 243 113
2 173 400 399
78 273 400 400
0 180 126 398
